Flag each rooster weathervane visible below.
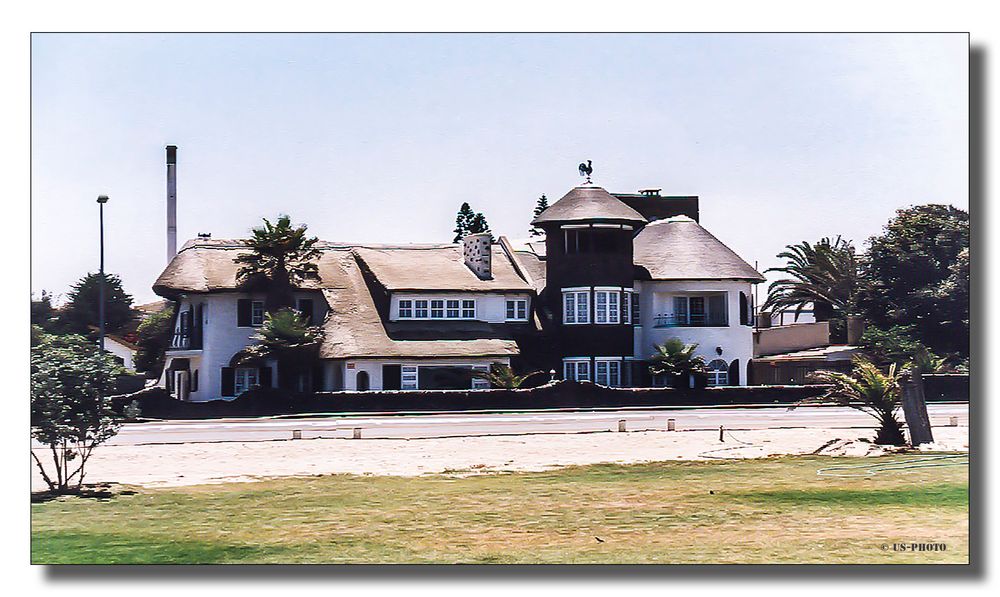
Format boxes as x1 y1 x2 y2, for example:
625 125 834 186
578 160 593 184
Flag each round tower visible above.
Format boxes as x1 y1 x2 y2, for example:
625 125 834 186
531 185 647 386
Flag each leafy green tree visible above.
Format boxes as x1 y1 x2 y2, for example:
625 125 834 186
235 215 321 312
763 236 860 322
472 364 545 389
31 332 124 493
238 308 322 389
31 290 57 331
134 304 176 376
858 205 969 357
804 357 905 445
649 338 707 388
859 324 922 365
59 273 134 334
530 194 549 236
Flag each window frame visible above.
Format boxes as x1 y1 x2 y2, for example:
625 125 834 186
397 297 478 320
250 300 265 327
594 357 622 387
563 357 591 382
234 367 259 395
707 359 729 387
594 288 620 325
505 298 529 322
562 288 590 325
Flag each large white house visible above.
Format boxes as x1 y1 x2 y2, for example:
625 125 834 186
152 183 764 401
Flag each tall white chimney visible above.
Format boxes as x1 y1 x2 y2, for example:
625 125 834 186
166 145 178 262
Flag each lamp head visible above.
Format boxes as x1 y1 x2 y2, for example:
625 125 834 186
96 195 109 204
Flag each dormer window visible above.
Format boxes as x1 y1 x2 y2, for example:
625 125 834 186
505 298 528 321
397 297 477 320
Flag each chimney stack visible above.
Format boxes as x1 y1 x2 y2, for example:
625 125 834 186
166 145 178 263
462 233 493 280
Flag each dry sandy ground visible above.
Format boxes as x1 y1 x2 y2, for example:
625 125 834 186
30 426 968 489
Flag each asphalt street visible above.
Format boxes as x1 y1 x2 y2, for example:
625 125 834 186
92 403 969 446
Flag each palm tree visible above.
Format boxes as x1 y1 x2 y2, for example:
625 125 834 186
237 308 323 390
763 236 859 322
907 344 951 374
471 364 545 389
649 338 707 388
235 215 321 312
804 357 905 445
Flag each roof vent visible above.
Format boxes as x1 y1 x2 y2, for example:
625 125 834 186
639 188 661 197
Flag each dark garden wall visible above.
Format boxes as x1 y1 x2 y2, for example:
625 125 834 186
112 375 969 420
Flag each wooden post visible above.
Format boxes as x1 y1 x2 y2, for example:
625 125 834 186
667 418 676 431
719 426 725 442
618 420 626 432
353 428 362 439
901 368 934 446
292 430 302 440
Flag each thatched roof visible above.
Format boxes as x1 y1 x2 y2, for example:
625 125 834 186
319 253 520 359
153 239 531 297
353 245 532 292
152 238 524 360
633 216 765 282
531 185 646 226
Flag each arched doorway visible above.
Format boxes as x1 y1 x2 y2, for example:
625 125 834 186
707 359 729 386
356 370 370 391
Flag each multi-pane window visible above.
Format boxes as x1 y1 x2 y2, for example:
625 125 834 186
594 358 622 387
251 301 265 326
471 366 490 389
595 290 620 324
234 367 259 395
401 366 418 390
667 295 728 327
563 290 590 324
623 291 633 324
505 299 528 321
707 359 729 386
397 297 477 320
563 358 591 382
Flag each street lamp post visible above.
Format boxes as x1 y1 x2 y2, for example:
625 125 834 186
97 195 109 352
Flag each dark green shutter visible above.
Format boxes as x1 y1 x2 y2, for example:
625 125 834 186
237 299 252 327
259 366 273 388
298 298 314 324
221 367 235 397
739 292 749 326
382 365 401 390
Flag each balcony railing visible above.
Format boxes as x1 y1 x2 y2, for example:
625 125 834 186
653 314 728 328
170 332 202 350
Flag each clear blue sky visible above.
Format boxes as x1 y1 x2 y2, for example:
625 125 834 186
31 33 968 305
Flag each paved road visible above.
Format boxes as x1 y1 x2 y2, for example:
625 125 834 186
94 403 969 446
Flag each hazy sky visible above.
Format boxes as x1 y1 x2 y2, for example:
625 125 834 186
31 33 968 305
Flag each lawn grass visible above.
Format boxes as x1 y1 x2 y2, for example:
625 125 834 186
31 454 969 564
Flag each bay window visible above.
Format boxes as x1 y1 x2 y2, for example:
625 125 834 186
563 358 591 382
562 289 590 324
595 289 620 324
594 358 622 387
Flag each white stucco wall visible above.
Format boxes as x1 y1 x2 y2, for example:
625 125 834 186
388 292 532 323
635 280 755 385
164 291 325 402
103 338 136 371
